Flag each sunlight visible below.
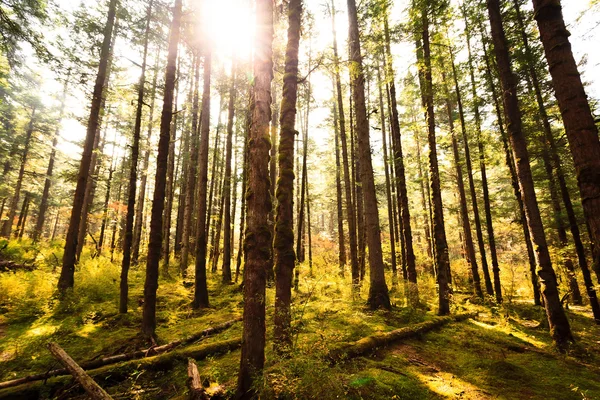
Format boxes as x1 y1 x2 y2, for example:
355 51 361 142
204 0 254 60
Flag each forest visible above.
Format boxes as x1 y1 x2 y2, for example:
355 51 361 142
0 0 600 398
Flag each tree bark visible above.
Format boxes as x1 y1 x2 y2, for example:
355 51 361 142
141 0 182 340
273 0 302 355
222 62 237 284
236 0 273 395
120 0 152 314
487 0 573 347
420 7 451 315
1 107 35 238
383 10 417 302
59 0 117 291
347 0 390 310
331 0 359 285
193 50 213 309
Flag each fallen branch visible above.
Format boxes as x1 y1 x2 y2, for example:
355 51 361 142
0 317 241 391
47 343 113 400
0 260 35 272
327 313 476 363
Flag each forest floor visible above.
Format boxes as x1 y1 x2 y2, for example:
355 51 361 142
0 239 599 399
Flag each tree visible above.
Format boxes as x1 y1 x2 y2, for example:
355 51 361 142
120 0 153 314
273 0 302 355
141 0 182 340
58 0 118 291
236 0 273 395
486 0 573 348
347 0 390 310
532 0 600 308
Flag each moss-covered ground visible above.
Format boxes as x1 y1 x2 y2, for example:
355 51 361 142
1 238 599 399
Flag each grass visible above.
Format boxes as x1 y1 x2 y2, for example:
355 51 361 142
1 238 599 399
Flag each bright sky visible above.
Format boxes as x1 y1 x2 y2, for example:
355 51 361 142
37 0 600 163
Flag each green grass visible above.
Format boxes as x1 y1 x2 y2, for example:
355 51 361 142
1 239 600 399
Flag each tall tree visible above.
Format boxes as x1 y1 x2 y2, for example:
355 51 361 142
347 0 390 309
58 0 118 291
120 0 153 314
418 2 451 315
486 0 573 347
531 0 600 318
273 0 302 355
236 0 273 395
331 0 359 284
141 0 182 340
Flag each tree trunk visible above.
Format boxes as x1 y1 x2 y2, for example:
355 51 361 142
464 16 499 299
120 0 152 314
479 25 541 305
180 56 201 277
441 63 481 299
331 0 359 285
236 0 273 395
487 0 573 347
235 107 250 283
520 0 600 320
222 62 237 284
141 0 182 340
347 0 390 310
1 107 35 238
193 50 212 309
332 94 347 276
273 0 302 355
383 10 417 301
34 78 69 242
420 7 451 315
376 62 397 283
133 48 160 266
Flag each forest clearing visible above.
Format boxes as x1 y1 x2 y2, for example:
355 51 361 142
1 0 600 398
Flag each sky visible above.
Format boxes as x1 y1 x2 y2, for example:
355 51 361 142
36 0 600 164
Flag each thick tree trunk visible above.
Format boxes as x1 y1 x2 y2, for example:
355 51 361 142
347 0 390 310
193 50 212 309
1 108 35 238
525 0 600 321
141 0 182 340
331 0 359 285
487 0 573 347
59 0 117 291
273 0 302 355
236 0 273 395
420 8 451 315
235 109 250 283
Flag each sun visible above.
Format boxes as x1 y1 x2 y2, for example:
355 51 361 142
204 0 255 61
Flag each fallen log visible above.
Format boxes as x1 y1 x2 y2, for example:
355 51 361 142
0 317 241 391
47 343 113 400
0 338 241 399
327 313 476 363
0 260 35 273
